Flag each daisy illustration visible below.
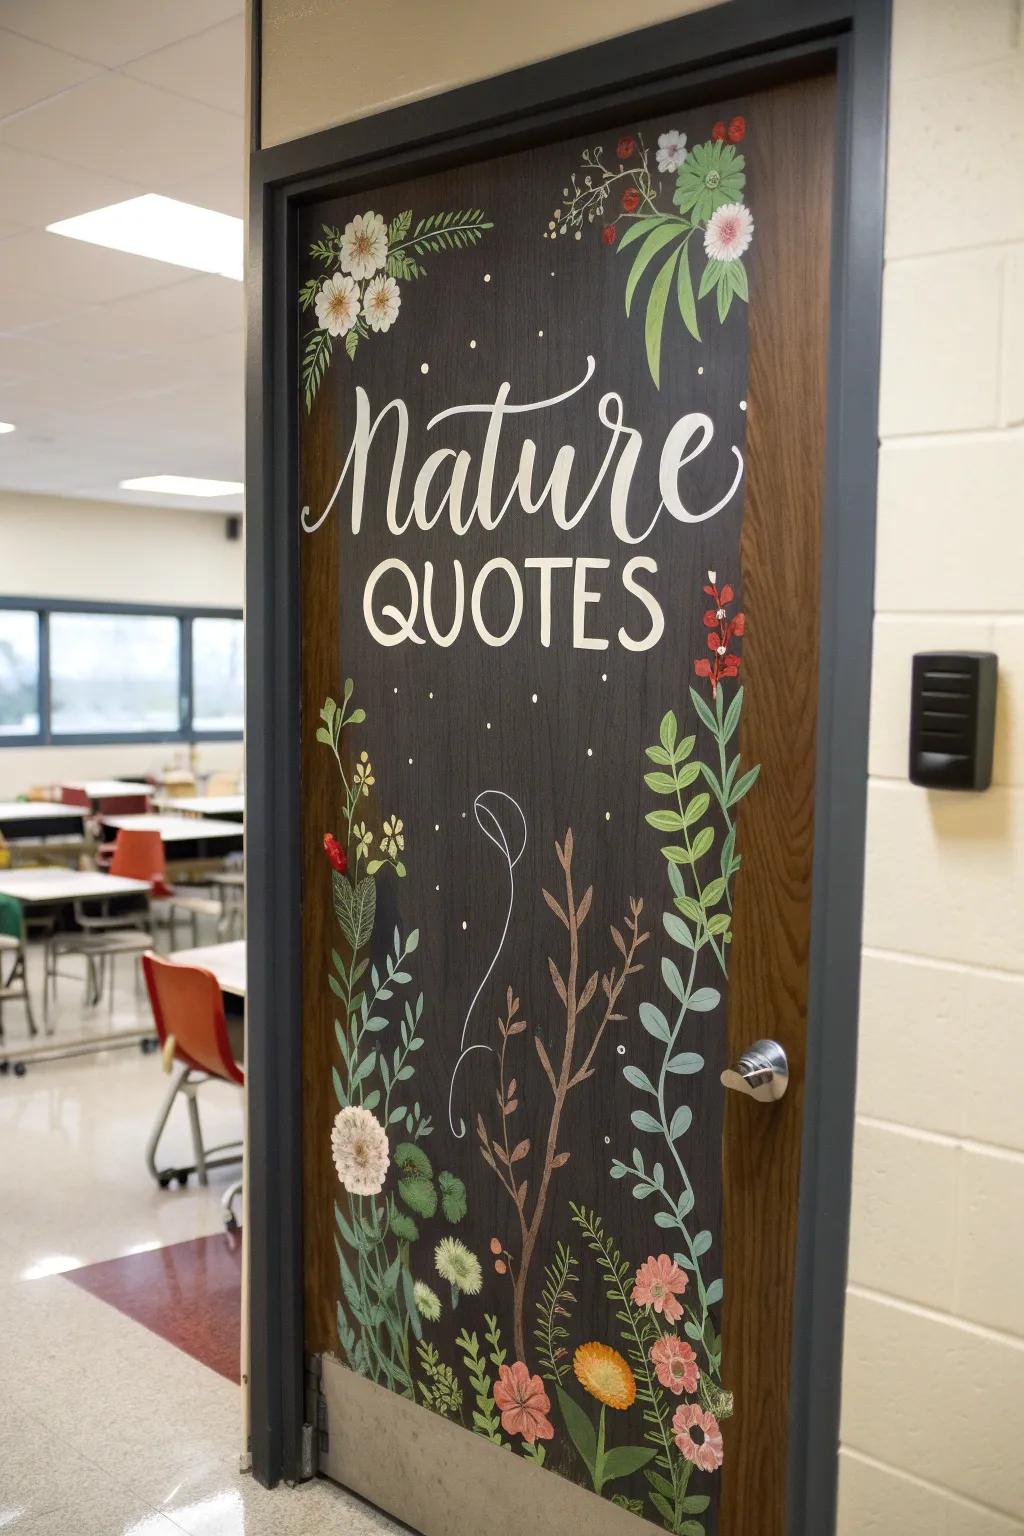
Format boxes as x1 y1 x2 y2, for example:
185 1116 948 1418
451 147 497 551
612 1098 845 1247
656 128 688 173
363 274 402 333
339 210 388 280
314 272 360 336
704 202 754 262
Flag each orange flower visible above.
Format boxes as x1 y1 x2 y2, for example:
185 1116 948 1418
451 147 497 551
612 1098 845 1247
493 1361 554 1443
573 1342 636 1410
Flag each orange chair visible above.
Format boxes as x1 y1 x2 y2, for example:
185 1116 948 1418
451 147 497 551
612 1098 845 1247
110 828 223 947
142 952 243 1192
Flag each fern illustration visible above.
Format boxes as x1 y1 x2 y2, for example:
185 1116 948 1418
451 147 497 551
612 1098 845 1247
534 1241 579 1384
456 1328 504 1444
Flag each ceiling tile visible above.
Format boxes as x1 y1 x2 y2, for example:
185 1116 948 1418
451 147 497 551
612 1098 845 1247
0 27 99 117
25 274 242 354
0 229 195 302
121 16 245 116
0 282 83 336
0 73 242 194
1 0 244 71
0 145 145 228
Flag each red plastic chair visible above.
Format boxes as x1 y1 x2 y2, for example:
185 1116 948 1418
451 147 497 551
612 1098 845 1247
142 953 244 1191
110 828 223 946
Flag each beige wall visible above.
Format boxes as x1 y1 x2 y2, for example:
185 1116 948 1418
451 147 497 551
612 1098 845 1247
836 3 1024 1532
0 491 244 797
257 0 1024 1529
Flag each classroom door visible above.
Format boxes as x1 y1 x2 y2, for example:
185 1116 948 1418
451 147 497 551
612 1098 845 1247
297 67 835 1536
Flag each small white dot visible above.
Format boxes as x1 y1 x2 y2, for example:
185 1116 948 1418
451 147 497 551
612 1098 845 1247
408 756 414 765
393 685 398 694
551 271 555 277
461 811 466 819
435 883 440 892
434 823 439 832
604 1136 611 1146
601 673 607 682
428 690 434 699
605 811 611 821
469 340 477 350
531 693 538 703
461 919 468 930
538 329 544 338
483 274 491 283
616 1045 626 1056
586 747 593 758
420 362 429 374
486 721 491 730
698 366 704 376
739 399 747 411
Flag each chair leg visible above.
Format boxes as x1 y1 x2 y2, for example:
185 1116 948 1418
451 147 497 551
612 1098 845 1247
186 1086 208 1186
17 947 37 1038
145 1063 190 1184
108 954 117 1016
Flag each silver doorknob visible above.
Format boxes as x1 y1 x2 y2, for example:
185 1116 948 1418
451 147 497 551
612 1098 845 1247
720 1039 789 1102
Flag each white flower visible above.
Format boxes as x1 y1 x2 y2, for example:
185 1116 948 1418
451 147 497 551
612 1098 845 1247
331 1105 389 1196
703 202 754 262
314 272 360 337
363 274 401 333
340 211 388 280
413 1280 442 1321
656 129 688 174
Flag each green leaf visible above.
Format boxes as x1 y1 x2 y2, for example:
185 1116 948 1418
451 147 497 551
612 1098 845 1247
645 247 681 388
688 987 721 1012
730 258 749 302
666 1051 703 1074
663 912 694 950
555 1387 597 1478
600 1445 658 1484
645 744 674 766
332 1065 346 1107
661 956 686 1002
332 872 376 951
690 826 714 862
717 273 734 323
395 1141 433 1178
669 1104 692 1140
438 1170 467 1224
639 1002 672 1043
698 257 722 299
704 1279 723 1307
630 1109 662 1134
401 1266 423 1341
707 913 731 935
623 1064 656 1096
728 764 762 806
348 707 366 724
624 224 684 316
662 844 691 865
399 1176 437 1218
389 1209 419 1242
645 1469 676 1500
650 1491 675 1524
722 686 744 743
315 727 333 746
644 771 680 795
659 710 678 753
646 808 685 832
616 213 674 252
692 1230 713 1257
701 876 726 908
674 894 702 922
677 761 701 788
344 329 359 361
688 686 719 735
683 791 710 827
676 233 700 341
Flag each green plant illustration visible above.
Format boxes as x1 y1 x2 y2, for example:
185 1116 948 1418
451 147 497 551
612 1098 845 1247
321 681 469 1395
534 1241 579 1385
300 206 493 409
545 117 753 385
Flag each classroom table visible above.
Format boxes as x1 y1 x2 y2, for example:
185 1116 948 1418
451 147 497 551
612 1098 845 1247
61 780 151 812
171 939 246 998
0 802 86 840
152 794 244 822
100 814 244 874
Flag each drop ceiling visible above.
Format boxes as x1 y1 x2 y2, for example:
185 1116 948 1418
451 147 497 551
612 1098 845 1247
0 0 245 513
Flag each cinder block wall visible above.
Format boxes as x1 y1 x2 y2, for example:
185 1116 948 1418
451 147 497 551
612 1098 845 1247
836 3 1024 1531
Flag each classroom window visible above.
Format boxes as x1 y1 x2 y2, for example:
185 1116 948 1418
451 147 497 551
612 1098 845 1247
0 608 40 737
49 611 182 736
192 616 244 732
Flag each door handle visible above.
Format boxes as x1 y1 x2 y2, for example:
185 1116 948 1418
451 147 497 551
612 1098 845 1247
720 1039 789 1103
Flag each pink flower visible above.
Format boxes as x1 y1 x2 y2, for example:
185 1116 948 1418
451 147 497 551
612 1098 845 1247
631 1254 688 1323
493 1361 555 1444
672 1402 724 1472
703 202 754 263
650 1335 700 1395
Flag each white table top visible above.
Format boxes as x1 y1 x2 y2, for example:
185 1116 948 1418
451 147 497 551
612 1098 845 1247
101 814 244 843
153 795 244 818
171 939 246 997
0 802 86 822
62 781 151 798
0 868 151 903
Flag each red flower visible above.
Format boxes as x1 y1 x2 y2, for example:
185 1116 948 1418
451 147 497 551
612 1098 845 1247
323 833 347 873
493 1362 555 1444
621 187 641 214
711 120 727 142
617 135 637 159
693 570 745 699
601 224 617 246
727 115 746 143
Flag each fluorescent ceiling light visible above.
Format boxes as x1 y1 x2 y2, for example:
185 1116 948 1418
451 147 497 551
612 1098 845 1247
47 194 243 281
0 422 15 434
120 475 243 498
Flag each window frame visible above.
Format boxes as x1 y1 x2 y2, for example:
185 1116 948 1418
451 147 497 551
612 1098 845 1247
0 596 243 747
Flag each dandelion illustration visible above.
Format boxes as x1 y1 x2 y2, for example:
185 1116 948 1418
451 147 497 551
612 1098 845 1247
434 1236 482 1299
413 1281 442 1322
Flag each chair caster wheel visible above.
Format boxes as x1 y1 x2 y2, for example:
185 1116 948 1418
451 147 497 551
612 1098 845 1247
158 1172 173 1188
0 1061 9 1075
13 1062 26 1077
175 1171 190 1187
224 1214 239 1233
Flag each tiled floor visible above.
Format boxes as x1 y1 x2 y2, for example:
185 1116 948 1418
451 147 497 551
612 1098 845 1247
0 941 403 1534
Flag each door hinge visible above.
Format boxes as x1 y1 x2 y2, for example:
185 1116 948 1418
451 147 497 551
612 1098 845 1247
301 1353 328 1478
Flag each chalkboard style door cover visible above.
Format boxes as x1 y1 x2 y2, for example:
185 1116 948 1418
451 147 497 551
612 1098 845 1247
298 71 835 1536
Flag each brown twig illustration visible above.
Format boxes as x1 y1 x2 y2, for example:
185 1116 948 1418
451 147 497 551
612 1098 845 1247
477 828 648 1362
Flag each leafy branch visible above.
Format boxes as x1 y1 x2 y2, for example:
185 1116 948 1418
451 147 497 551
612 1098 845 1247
533 1241 579 1385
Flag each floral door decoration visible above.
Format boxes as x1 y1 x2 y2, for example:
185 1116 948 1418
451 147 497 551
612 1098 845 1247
544 117 753 386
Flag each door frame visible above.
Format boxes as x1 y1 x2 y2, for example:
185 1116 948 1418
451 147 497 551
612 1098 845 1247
244 3 891 1531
